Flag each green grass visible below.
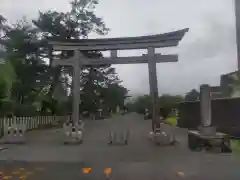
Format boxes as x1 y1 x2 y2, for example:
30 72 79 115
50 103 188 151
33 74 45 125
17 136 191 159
111 114 122 119
166 116 178 126
231 140 240 153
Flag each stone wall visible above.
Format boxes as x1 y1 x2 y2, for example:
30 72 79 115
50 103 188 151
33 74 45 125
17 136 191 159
178 98 240 136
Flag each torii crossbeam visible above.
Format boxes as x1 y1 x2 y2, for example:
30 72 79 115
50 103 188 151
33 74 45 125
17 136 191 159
49 28 188 132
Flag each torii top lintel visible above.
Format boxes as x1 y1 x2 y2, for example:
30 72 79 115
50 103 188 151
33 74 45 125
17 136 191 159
48 28 189 51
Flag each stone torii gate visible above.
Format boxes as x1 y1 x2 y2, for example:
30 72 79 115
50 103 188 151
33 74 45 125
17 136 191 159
49 28 188 132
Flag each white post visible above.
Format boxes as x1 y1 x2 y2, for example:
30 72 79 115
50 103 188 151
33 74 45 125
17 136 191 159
28 117 30 130
200 85 211 127
34 117 37 128
37 117 39 127
199 84 216 136
116 105 120 113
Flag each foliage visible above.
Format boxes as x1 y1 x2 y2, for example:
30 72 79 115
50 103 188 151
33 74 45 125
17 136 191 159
159 94 183 109
226 72 240 97
130 94 184 115
0 0 127 117
231 140 240 153
79 66 127 113
4 20 48 106
31 0 113 114
125 101 135 112
185 89 200 101
0 99 15 116
165 116 178 126
0 60 16 99
132 95 152 114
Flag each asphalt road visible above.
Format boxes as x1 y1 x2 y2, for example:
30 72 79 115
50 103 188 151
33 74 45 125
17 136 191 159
0 113 240 180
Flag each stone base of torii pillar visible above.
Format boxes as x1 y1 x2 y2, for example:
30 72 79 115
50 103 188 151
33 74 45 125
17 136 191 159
148 118 176 146
148 132 175 145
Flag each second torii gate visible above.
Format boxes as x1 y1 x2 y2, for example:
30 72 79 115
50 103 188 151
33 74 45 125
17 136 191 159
49 28 188 132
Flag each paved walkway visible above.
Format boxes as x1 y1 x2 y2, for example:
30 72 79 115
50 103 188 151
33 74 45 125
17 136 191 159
0 113 239 180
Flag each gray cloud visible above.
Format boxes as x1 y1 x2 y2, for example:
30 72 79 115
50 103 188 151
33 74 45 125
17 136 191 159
0 0 238 96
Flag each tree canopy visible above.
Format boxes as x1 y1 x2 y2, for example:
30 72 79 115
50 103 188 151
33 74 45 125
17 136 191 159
0 0 128 117
127 94 184 116
185 89 200 101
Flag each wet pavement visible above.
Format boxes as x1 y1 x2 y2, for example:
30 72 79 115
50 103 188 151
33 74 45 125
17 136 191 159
0 113 239 180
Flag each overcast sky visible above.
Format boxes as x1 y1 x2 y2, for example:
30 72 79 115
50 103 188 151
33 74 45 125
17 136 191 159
0 0 238 96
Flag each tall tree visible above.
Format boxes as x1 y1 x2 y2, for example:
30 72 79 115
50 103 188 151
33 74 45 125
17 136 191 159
225 72 240 97
159 94 184 108
0 16 51 115
0 15 9 40
32 0 127 114
4 20 47 104
132 94 184 115
0 0 128 116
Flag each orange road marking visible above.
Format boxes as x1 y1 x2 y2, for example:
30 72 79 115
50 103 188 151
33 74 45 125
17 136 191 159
104 168 112 175
82 168 92 174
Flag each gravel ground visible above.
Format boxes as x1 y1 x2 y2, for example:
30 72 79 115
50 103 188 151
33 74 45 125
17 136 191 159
0 113 240 180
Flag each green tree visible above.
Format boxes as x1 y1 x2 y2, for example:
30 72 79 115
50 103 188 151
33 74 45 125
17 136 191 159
0 16 50 116
0 0 128 116
185 89 200 101
132 94 184 115
225 72 240 97
0 60 16 99
79 66 128 114
0 14 14 99
31 0 110 113
159 94 184 108
4 20 48 105
133 95 152 114
0 14 10 40
32 0 127 115
125 101 135 112
0 15 16 116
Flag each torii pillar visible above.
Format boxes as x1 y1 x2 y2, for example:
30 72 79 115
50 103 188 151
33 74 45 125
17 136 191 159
148 47 160 131
72 50 81 123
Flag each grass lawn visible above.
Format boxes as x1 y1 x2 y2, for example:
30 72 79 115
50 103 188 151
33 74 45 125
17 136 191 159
231 139 240 153
166 116 178 126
